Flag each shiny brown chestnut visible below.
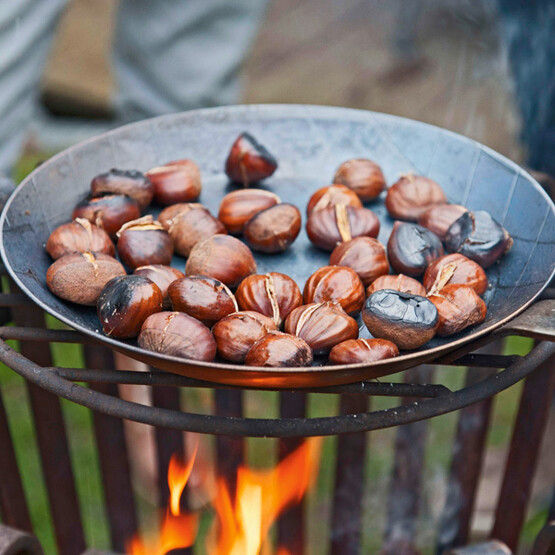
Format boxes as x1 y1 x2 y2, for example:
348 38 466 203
329 237 389 287
168 275 238 326
366 274 426 297
72 194 141 238
245 332 313 367
303 265 365 315
423 253 488 296
236 272 302 327
158 203 202 230
90 169 154 210
134 265 184 309
385 173 447 221
225 132 278 186
146 159 201 205
46 218 115 259
97 275 163 338
212 311 277 362
138 311 216 361
185 235 256 288
306 205 380 251
46 252 125 306
243 203 301 253
329 338 399 364
333 159 386 201
218 189 281 234
306 184 362 216
417 204 468 239
116 216 173 270
284 301 358 354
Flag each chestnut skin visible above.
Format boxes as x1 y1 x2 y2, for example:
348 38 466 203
284 301 358 354
243 203 301 253
138 311 216 361
303 265 365 315
97 275 163 338
333 159 386 201
46 218 115 259
218 189 281 234
385 174 447 221
306 184 362 216
329 338 399 364
367 274 426 297
306 205 380 251
158 203 202 230
245 331 313 367
417 204 468 240
329 237 389 287
146 159 201 205
212 311 277 362
225 132 278 186
46 252 125 306
134 265 184 309
90 169 154 210
423 253 488 296
168 275 238 326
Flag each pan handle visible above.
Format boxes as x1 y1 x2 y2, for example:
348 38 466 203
496 299 555 341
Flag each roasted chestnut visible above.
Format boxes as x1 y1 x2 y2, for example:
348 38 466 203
116 216 173 270
146 159 201 205
387 221 444 277
236 272 303 327
168 275 238 326
428 284 487 336
225 132 278 186
90 169 154 210
46 252 125 306
329 237 389 287
417 204 468 239
423 253 487 296
333 159 386 201
46 218 115 259
303 265 365 315
218 189 281 233
366 274 426 297
138 311 216 361
245 332 313 367
212 311 277 362
134 265 184 309
306 205 380 251
185 235 256 288
445 210 513 268
362 289 439 350
306 184 362 216
97 275 163 338
243 203 301 253
385 173 447 221
284 301 358 354
72 194 141 238
329 338 399 364
158 203 202 230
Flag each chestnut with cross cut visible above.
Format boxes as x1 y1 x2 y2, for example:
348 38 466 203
366 274 426 297
329 338 399 364
245 331 313 367
306 184 362 216
46 218 115 259
333 159 386 201
90 169 154 210
146 159 201 205
423 253 488 296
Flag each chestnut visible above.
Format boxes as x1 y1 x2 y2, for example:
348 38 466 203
97 275 163 338
306 205 380 251
46 218 115 259
445 210 513 268
116 216 173 270
235 272 302 327
362 289 439 350
306 184 362 216
158 203 203 230
72 194 141 238
417 204 468 239
284 301 358 354
90 169 154 210
218 189 281 234
303 265 365 315
46 252 125 306
245 331 313 367
225 132 278 186
387 221 444 277
243 203 301 253
428 284 487 336
138 311 216 361
366 274 426 297
134 265 184 309
168 275 238 326
146 159 201 205
423 253 487 296
333 159 386 201
212 311 277 362
185 235 256 288
329 237 389 287
385 173 447 221
329 338 399 364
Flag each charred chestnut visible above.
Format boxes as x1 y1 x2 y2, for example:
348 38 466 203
218 189 281 234
245 332 313 367
134 265 184 309
423 253 487 296
90 169 154 210
417 204 468 239
306 184 362 216
146 159 201 205
333 159 386 201
329 338 399 364
366 274 426 297
46 218 115 259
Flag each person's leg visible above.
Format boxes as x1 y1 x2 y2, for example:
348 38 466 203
112 0 268 123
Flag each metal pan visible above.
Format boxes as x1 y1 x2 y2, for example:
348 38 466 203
1 105 554 387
